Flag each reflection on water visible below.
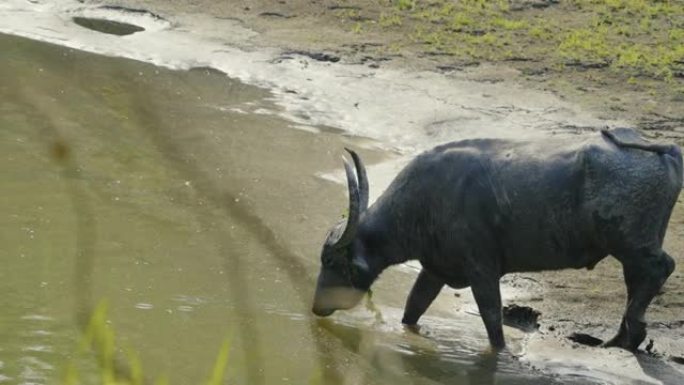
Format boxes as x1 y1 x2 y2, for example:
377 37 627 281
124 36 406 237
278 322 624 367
0 33 602 384
0 311 66 384
319 307 598 385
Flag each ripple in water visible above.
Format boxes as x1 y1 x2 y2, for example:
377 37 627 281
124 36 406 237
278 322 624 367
134 303 154 310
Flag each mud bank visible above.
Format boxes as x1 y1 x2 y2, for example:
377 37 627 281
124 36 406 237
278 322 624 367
88 0 684 147
0 0 626 152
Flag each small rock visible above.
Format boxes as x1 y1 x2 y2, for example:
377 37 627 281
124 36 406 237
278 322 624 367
567 332 604 347
259 12 294 19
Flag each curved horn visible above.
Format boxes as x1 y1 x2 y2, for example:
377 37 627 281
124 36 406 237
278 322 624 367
345 148 369 211
333 157 361 247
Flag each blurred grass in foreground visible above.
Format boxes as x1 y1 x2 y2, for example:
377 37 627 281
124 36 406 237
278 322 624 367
62 302 232 385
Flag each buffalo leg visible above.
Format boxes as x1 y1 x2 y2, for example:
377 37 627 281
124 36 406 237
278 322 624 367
470 277 505 350
402 269 445 325
605 250 675 351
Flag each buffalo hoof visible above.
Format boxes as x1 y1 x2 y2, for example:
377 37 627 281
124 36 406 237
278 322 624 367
481 343 506 356
603 319 646 352
402 323 421 334
312 307 336 317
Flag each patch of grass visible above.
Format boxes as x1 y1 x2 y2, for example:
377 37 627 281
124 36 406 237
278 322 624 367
491 17 528 31
557 28 611 65
451 12 474 29
335 0 684 81
379 12 403 28
351 22 363 34
394 0 416 12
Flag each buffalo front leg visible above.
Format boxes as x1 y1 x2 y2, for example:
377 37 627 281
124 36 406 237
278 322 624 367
470 276 505 350
402 268 445 325
605 250 675 351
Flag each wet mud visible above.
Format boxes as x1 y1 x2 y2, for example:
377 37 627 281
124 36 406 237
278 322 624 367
502 304 541 332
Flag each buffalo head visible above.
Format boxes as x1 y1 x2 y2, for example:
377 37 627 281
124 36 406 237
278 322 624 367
312 149 374 317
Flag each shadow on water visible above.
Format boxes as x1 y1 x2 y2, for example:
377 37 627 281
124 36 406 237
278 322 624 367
121 74 315 385
4 50 151 384
117 64 393 385
316 315 576 385
312 302 607 385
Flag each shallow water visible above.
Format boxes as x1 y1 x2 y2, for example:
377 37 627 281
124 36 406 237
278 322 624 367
0 33 612 385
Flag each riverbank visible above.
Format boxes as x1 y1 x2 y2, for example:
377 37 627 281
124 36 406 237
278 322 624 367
93 0 684 145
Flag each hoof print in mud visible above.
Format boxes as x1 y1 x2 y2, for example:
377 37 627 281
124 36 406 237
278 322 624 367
73 17 144 36
502 304 541 332
258 12 294 19
99 5 165 20
286 51 341 63
510 0 559 11
567 333 604 347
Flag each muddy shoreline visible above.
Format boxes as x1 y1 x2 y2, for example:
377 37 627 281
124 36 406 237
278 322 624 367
91 0 684 144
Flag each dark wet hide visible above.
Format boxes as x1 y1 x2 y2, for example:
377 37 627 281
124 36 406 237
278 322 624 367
671 356 684 365
567 333 604 347
502 304 541 332
73 17 144 36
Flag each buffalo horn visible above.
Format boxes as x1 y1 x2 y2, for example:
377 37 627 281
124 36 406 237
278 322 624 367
333 157 361 247
345 148 369 211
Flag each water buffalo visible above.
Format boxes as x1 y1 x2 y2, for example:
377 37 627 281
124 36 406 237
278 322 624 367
312 128 682 351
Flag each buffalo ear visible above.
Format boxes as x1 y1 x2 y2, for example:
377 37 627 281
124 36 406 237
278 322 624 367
351 254 370 274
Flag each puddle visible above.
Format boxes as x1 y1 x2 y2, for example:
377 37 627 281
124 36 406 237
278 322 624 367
73 16 144 36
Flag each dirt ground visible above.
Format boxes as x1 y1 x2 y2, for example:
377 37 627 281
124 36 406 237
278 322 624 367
94 0 684 370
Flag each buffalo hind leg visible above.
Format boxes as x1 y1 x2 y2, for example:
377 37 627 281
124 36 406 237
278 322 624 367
605 250 675 351
471 277 505 350
402 269 445 325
